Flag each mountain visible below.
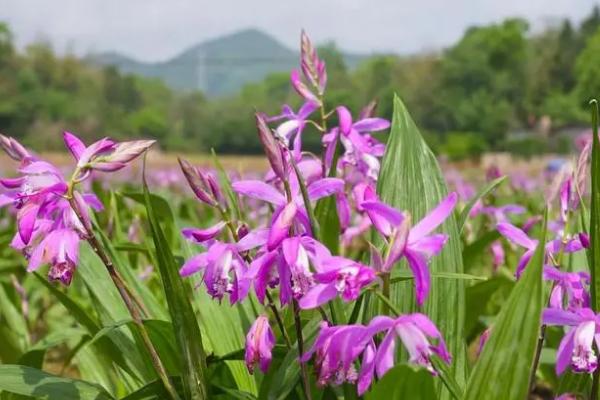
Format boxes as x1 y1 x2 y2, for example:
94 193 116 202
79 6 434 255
87 28 366 97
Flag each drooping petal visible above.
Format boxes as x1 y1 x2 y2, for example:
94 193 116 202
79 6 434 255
361 200 404 237
405 250 431 305
267 203 297 251
63 131 86 160
180 253 209 277
298 283 338 309
17 203 40 244
358 341 376 396
497 222 537 250
182 221 226 243
306 178 344 202
352 118 390 133
556 328 576 375
375 329 396 378
542 308 583 326
232 180 286 206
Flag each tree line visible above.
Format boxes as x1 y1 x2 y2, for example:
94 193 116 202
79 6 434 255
1 7 600 158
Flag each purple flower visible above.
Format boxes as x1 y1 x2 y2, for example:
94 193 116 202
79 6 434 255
246 234 331 305
543 307 600 374
266 102 319 159
323 106 389 180
63 131 154 173
299 256 376 309
180 241 251 304
369 313 451 377
300 321 374 394
232 176 344 250
497 222 585 278
245 315 275 374
363 193 458 305
544 266 590 311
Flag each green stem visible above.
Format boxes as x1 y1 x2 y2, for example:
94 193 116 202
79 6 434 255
293 300 312 400
372 287 401 317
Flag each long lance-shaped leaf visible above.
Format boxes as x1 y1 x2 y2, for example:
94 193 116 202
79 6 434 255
0 365 114 400
457 175 507 233
143 175 208 400
463 210 547 400
590 99 600 311
373 94 466 398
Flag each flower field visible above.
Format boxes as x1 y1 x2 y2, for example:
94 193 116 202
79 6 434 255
0 32 598 400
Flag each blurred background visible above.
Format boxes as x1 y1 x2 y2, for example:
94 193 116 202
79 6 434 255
1 0 600 162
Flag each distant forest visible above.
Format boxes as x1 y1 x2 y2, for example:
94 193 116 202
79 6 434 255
2 7 600 158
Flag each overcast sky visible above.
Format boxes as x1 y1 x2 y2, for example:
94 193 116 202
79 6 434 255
1 0 599 62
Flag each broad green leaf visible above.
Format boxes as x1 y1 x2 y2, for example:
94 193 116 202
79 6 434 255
365 364 437 400
0 365 114 400
457 175 507 233
374 94 466 397
314 196 340 255
463 211 547 400
589 99 600 310
143 177 208 400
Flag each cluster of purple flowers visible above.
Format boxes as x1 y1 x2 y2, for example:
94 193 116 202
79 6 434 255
0 132 154 285
178 31 456 394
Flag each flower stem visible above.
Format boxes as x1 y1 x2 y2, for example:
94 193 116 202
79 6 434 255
381 272 391 315
265 290 292 348
68 198 180 400
293 300 312 400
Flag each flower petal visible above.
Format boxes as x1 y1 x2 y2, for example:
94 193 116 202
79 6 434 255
232 180 286 206
409 193 458 242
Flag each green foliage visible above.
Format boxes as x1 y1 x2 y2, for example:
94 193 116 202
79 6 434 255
440 132 488 161
2 6 600 157
464 212 547 400
0 365 114 400
375 95 466 398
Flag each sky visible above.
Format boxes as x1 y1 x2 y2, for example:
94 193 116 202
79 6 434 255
1 0 599 62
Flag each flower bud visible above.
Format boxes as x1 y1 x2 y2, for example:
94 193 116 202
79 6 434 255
0 134 32 161
245 315 275 374
256 113 287 180
178 158 217 206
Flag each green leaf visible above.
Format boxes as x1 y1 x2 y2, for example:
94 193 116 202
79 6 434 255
0 365 114 400
143 176 208 400
463 211 547 400
457 175 507 233
374 94 466 398
365 364 437 400
314 195 339 255
464 275 514 337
